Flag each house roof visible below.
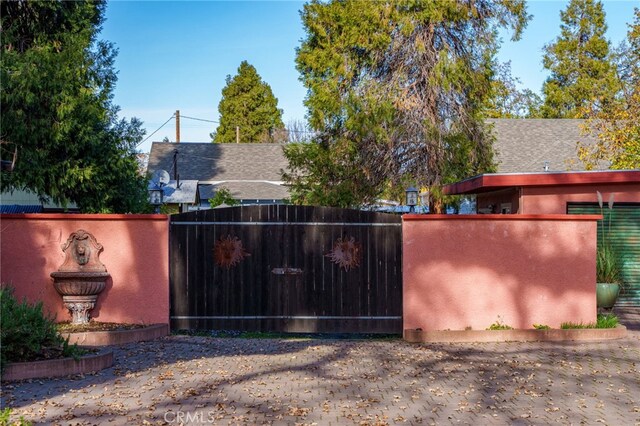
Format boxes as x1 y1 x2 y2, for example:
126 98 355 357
148 142 288 181
0 204 43 214
443 170 640 195
489 119 605 173
147 142 289 200
199 182 289 202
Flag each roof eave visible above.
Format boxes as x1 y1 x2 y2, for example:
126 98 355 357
443 170 640 195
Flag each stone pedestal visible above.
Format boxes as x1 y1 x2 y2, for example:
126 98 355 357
62 295 99 324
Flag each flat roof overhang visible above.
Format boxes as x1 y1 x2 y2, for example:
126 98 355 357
443 170 640 195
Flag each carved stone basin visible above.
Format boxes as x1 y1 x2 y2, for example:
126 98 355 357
51 272 109 295
50 230 110 324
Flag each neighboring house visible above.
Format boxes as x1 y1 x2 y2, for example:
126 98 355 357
444 119 636 214
488 118 606 173
0 189 79 213
147 142 289 209
443 170 640 214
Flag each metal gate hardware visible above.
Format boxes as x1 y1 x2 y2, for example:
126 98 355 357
271 268 303 276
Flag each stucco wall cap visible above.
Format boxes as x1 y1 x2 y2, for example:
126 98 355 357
402 214 602 221
0 213 168 221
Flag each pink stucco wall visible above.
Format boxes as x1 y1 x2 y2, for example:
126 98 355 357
403 215 600 331
521 183 640 214
0 214 169 325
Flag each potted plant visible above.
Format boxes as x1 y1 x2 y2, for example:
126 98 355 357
595 191 623 309
596 241 623 308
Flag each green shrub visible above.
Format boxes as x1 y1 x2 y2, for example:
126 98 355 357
0 287 83 371
208 186 239 208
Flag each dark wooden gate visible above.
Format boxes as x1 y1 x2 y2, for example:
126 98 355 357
169 205 402 333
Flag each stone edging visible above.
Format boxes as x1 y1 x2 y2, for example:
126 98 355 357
404 324 627 343
61 323 169 346
1 350 113 382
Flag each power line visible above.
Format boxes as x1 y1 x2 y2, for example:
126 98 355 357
181 115 219 124
140 112 316 145
138 114 175 146
287 129 317 135
182 114 315 133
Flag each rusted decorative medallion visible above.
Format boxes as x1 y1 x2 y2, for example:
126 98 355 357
325 236 361 272
213 235 250 269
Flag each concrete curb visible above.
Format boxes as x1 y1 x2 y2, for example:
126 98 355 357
404 324 627 343
1 350 113 382
61 323 168 346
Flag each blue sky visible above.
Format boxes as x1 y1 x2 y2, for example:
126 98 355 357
101 1 638 153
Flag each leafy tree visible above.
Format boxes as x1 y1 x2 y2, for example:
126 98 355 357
615 8 640 101
541 0 619 118
0 0 149 213
208 186 239 208
283 138 378 208
286 0 528 212
286 119 315 143
577 90 640 170
483 62 543 118
578 8 640 170
213 61 285 143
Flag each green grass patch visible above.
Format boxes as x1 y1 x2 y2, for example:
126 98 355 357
487 316 513 330
486 323 513 330
561 314 619 329
596 313 619 328
533 324 551 330
0 408 32 426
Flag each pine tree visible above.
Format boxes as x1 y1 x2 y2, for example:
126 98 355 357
578 8 640 170
541 0 619 118
616 8 640 100
213 61 284 143
0 1 148 213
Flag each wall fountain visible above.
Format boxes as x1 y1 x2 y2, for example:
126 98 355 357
50 230 110 324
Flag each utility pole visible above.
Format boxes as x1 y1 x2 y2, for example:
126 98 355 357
175 110 180 143
236 126 240 144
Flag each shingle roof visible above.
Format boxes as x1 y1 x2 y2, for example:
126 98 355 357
148 142 288 181
198 182 289 202
488 119 606 173
147 142 289 201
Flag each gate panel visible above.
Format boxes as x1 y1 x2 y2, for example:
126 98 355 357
169 205 403 333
